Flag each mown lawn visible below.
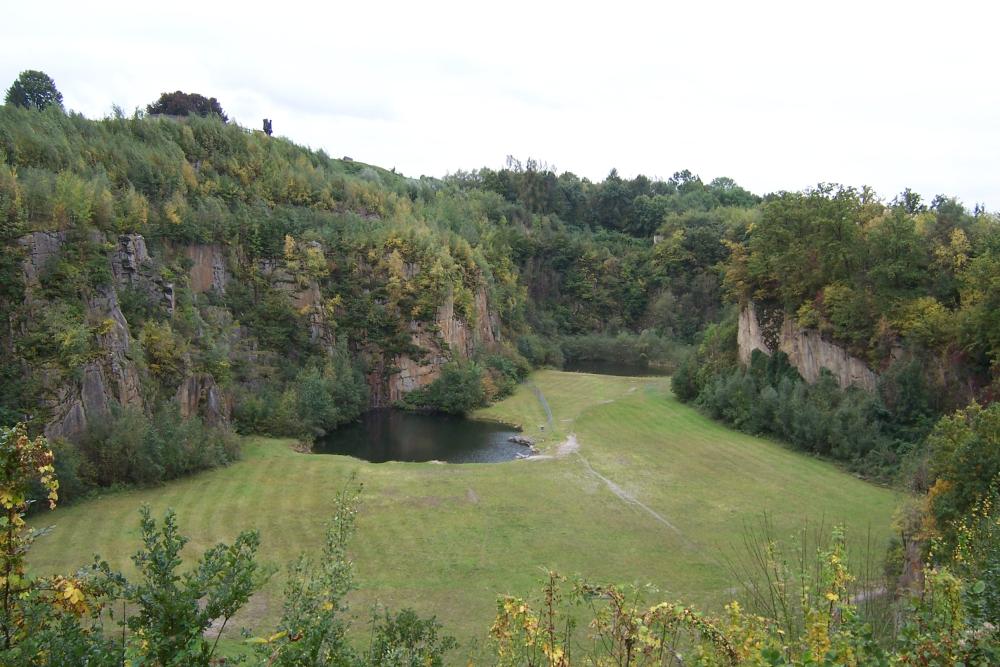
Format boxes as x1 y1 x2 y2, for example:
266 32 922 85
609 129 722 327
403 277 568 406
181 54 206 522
29 370 900 660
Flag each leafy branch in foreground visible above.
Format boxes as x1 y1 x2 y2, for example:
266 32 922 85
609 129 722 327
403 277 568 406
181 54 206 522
490 526 1000 666
122 505 267 666
250 480 456 666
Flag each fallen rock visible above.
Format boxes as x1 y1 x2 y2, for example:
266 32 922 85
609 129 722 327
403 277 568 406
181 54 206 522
508 435 535 446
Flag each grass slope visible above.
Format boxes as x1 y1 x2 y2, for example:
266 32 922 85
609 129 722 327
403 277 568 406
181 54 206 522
30 371 899 656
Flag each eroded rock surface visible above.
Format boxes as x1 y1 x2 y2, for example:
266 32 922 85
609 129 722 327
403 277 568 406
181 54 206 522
738 302 877 392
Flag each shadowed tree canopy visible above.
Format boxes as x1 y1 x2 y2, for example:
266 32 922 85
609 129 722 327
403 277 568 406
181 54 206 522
147 90 228 121
4 70 63 111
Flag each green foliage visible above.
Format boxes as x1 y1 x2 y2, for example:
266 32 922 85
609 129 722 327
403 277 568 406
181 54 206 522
480 345 532 401
401 361 487 415
0 424 58 649
138 319 186 387
364 608 457 667
80 406 239 489
923 402 1000 540
4 71 63 111
680 342 894 475
146 91 228 122
290 352 368 439
233 346 368 440
123 506 264 666
893 567 1000 666
949 491 1000 626
559 331 686 370
492 530 1000 665
724 184 999 394
516 333 564 368
253 482 457 666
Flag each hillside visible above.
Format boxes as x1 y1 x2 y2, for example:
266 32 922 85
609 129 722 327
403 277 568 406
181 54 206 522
1 97 999 665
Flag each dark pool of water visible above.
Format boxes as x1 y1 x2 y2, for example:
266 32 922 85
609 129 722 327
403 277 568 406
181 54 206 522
313 409 525 463
562 360 668 376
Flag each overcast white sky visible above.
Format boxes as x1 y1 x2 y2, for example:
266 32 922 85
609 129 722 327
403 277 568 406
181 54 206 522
3 1 998 208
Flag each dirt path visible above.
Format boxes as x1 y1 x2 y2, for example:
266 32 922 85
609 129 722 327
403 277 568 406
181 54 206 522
556 434 579 456
574 452 687 539
526 382 692 545
528 382 554 428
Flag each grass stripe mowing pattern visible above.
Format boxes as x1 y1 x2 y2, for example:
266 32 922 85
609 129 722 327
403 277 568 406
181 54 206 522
29 371 899 657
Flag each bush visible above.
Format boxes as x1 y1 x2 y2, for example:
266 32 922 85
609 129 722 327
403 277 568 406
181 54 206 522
79 406 239 490
516 333 564 368
480 345 531 401
559 330 685 369
692 353 893 476
233 347 368 441
401 362 486 415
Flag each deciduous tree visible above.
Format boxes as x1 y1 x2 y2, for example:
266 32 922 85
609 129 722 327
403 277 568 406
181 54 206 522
4 70 63 111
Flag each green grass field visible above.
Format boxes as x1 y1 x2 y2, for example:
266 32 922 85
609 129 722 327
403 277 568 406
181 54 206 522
29 371 899 658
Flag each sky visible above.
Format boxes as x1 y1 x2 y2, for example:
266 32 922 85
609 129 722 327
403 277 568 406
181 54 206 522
3 0 998 209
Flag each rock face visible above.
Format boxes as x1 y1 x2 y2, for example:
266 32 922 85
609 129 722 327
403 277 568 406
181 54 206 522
18 232 149 440
111 233 176 313
184 244 229 294
17 228 501 433
19 231 65 287
257 258 335 349
42 284 146 441
176 373 231 426
738 302 877 392
369 286 500 406
737 304 770 366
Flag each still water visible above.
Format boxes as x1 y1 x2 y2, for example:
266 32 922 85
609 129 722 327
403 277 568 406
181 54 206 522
561 360 668 376
314 409 524 463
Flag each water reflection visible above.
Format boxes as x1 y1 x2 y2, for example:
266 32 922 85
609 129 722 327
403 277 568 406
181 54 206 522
313 409 524 463
561 360 668 376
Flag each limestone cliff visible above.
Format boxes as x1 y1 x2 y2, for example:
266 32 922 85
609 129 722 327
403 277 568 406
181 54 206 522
368 286 500 406
738 302 877 392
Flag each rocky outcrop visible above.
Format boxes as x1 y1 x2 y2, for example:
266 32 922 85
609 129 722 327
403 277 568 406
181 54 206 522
257 258 335 349
737 304 770 366
184 244 229 294
110 233 175 313
176 373 231 426
738 302 877 392
43 285 146 441
369 285 500 405
18 232 147 440
18 231 65 287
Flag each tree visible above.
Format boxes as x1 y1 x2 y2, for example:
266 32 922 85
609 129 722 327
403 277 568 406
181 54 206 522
0 423 58 650
123 507 264 666
146 91 228 122
4 70 63 111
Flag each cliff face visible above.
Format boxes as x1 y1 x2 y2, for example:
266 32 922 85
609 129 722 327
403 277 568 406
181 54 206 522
367 285 500 406
18 230 503 434
19 232 148 440
183 244 229 294
18 232 229 440
738 302 877 392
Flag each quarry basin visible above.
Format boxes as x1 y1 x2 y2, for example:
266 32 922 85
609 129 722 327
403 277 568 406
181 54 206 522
313 408 524 463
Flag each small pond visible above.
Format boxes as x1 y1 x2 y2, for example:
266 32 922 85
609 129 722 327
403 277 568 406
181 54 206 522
313 409 525 463
562 360 669 376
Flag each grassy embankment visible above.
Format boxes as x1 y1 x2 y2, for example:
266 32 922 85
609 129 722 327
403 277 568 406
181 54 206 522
30 370 899 656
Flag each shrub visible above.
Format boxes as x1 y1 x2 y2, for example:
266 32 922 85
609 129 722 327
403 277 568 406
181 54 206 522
401 362 487 415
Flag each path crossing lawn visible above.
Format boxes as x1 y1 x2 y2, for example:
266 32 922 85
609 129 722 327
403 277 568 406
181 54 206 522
30 371 899 657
